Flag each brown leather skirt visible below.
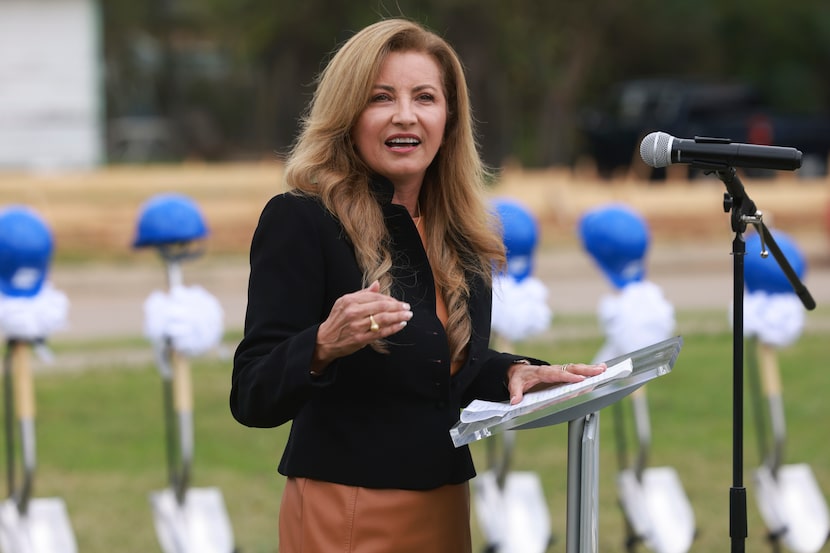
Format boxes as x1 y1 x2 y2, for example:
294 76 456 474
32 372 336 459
279 477 472 553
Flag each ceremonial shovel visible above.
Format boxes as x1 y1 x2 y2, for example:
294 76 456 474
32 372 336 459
148 254 234 553
0 340 76 553
473 332 552 553
749 339 829 553
474 430 553 553
614 387 695 553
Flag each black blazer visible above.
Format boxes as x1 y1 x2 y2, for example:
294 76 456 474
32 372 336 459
231 178 538 490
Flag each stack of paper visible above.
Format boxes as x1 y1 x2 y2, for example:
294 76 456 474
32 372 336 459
460 358 633 424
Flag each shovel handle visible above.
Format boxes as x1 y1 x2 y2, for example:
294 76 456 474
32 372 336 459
171 350 193 415
630 386 651 475
758 342 782 397
163 258 190 415
11 341 35 421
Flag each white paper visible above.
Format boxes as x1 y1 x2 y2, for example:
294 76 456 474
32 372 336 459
460 357 633 423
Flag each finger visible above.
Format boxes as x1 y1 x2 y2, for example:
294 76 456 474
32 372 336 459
541 365 587 384
508 379 525 405
356 283 412 331
354 282 403 316
371 307 413 332
566 362 607 376
340 281 384 311
364 303 413 335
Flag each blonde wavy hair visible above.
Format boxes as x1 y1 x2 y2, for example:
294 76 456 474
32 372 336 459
283 18 506 362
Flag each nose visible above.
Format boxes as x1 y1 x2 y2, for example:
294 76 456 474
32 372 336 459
391 99 416 125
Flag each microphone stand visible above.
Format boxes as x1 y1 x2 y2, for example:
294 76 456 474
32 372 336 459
713 165 816 553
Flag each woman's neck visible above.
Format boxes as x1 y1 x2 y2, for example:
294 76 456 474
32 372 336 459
391 189 422 219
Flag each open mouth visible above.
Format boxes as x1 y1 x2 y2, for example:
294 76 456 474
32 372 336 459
385 137 421 148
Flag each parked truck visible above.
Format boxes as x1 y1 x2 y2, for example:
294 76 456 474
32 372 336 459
577 78 830 179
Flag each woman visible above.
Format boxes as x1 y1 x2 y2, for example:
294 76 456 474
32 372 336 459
230 18 606 553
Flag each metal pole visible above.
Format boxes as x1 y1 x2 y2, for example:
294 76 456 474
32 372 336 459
566 413 601 553
730 233 748 553
566 417 586 553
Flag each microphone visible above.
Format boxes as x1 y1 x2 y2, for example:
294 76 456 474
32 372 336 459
639 131 803 171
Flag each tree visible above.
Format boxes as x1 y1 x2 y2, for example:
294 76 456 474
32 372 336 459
100 0 830 167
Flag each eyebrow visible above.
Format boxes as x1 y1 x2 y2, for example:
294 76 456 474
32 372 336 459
373 83 440 93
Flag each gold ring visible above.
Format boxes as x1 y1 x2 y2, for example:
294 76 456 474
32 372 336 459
561 363 572 372
368 314 380 332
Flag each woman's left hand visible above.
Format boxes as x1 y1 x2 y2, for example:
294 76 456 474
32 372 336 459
506 362 607 405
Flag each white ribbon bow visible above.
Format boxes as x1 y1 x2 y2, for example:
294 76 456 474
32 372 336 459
143 284 224 357
0 282 69 340
733 291 805 348
594 280 675 363
491 274 553 342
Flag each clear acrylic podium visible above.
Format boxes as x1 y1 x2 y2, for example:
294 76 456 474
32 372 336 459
451 336 684 553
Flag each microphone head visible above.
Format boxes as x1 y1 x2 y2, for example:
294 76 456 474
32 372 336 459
640 131 673 168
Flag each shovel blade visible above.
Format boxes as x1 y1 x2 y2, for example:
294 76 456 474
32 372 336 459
0 498 77 553
473 469 551 553
755 464 830 553
473 470 505 545
617 469 651 538
150 487 234 553
618 467 695 553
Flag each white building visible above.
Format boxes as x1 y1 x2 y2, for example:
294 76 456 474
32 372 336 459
0 0 104 170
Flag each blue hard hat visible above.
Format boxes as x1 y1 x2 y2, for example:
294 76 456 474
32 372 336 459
578 204 649 289
744 230 806 295
0 206 54 297
492 198 539 281
133 193 209 248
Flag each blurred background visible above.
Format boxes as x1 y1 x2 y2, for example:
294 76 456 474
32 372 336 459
3 0 830 173
1 2 830 553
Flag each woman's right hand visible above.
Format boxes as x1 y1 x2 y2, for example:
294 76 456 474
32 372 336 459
312 281 412 373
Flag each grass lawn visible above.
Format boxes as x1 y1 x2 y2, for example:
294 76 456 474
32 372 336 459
10 311 830 553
